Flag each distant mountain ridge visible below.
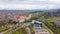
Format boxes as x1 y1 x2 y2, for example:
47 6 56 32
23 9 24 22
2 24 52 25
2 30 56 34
0 10 43 14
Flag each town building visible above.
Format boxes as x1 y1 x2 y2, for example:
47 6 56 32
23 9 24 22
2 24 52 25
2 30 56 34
35 30 50 34
0 23 6 27
17 14 32 22
54 20 60 28
30 20 50 34
30 20 42 27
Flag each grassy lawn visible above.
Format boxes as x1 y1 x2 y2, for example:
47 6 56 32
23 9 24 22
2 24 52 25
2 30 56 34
40 17 60 34
43 23 54 34
0 26 7 32
46 17 60 34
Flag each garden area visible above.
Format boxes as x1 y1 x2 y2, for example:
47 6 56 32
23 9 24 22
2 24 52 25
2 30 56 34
12 28 28 34
29 25 35 34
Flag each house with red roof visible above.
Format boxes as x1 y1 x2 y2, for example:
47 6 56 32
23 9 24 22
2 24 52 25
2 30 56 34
17 14 32 22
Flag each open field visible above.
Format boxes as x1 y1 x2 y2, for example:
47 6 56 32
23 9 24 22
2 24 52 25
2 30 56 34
40 17 60 34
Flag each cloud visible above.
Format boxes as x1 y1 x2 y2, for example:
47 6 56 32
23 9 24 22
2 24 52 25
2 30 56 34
0 0 60 10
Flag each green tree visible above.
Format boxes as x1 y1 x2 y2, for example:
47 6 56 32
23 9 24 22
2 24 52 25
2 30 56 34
8 19 17 24
30 17 38 20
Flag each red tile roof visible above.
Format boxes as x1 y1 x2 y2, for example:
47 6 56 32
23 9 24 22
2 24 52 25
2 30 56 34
17 16 28 19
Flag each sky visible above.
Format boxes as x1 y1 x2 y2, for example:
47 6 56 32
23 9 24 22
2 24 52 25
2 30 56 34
0 0 60 10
